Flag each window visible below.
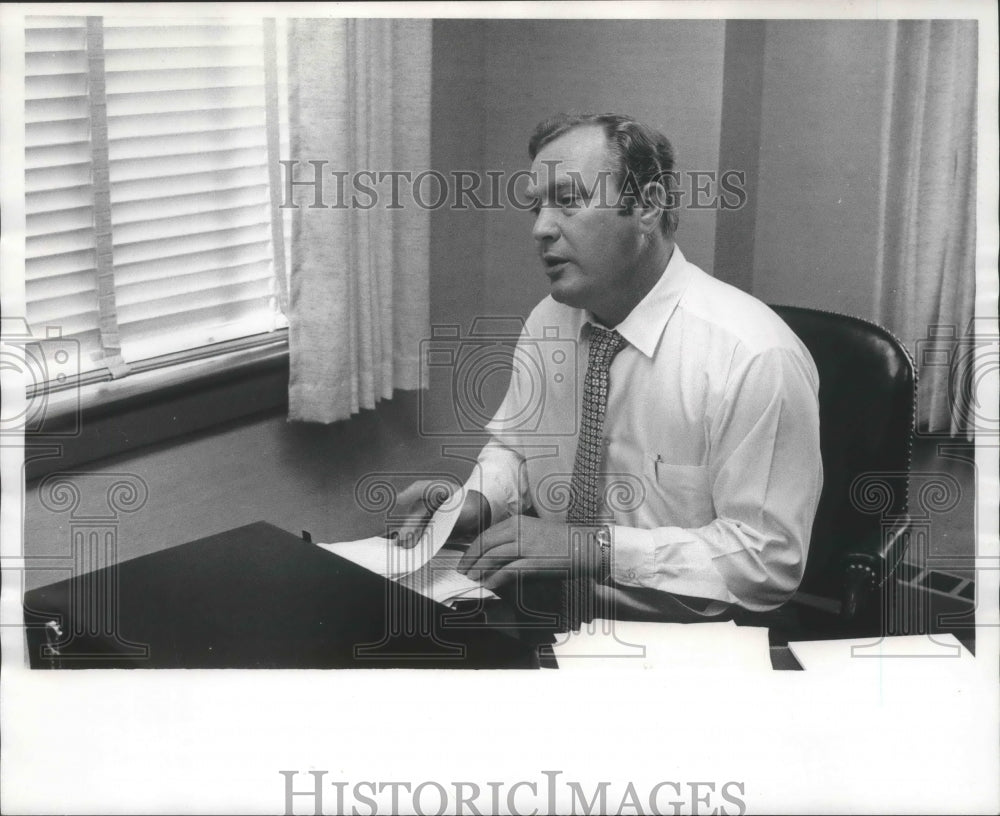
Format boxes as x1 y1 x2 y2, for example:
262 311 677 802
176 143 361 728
24 15 289 387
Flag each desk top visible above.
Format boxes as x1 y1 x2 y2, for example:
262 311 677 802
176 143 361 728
23 522 544 669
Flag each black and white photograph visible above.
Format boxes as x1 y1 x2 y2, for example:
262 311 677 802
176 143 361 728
1 1 997 814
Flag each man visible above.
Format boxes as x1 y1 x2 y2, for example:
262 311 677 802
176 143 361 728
399 113 822 623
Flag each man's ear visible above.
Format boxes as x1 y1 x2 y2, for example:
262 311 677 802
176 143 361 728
637 181 667 232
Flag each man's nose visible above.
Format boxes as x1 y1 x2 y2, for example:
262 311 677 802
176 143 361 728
532 205 559 242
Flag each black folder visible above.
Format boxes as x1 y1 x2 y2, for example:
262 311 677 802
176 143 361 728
23 521 543 669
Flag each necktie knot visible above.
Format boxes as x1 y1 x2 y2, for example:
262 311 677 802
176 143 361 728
588 326 627 369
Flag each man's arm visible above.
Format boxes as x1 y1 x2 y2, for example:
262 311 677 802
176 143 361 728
610 346 823 610
394 338 535 547
465 439 529 528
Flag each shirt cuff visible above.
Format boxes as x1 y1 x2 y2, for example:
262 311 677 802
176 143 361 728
610 524 734 603
610 524 657 585
465 463 513 526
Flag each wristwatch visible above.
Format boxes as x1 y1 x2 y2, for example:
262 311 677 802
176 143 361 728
595 524 612 584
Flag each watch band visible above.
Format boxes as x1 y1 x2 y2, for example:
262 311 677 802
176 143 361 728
595 524 612 584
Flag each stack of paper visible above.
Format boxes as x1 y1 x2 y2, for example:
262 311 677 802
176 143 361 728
398 550 498 606
787 633 979 679
551 618 772 672
316 487 497 607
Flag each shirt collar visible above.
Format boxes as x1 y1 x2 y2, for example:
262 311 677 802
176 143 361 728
581 244 693 358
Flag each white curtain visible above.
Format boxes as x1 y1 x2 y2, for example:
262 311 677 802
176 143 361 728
874 20 977 437
287 19 431 423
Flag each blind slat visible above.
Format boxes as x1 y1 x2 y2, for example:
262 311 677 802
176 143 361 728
27 118 90 146
25 27 86 52
109 148 268 183
112 242 271 286
25 73 88 99
104 48 264 72
111 185 268 225
25 161 92 193
26 250 96 281
26 205 94 238
25 140 91 170
105 86 266 116
107 106 265 138
26 96 88 124
104 66 265 94
26 227 94 259
27 268 97 301
116 260 272 306
26 17 87 29
27 301 99 336
25 51 87 77
110 166 271 203
27 185 93 215
109 126 267 162
113 225 273 266
118 278 272 326
103 26 263 49
112 202 270 245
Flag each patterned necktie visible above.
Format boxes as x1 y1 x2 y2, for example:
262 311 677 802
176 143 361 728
567 326 628 523
561 326 627 631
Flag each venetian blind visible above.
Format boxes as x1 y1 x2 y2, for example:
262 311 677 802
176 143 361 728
24 15 287 381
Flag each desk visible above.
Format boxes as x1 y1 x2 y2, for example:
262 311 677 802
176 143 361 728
23 521 802 670
23 522 545 669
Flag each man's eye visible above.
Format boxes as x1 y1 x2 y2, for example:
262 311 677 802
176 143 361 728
558 197 580 210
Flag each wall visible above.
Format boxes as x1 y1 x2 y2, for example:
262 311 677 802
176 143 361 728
713 21 766 292
430 19 897 324
750 21 892 319
477 20 727 320
429 20 488 333
21 394 466 592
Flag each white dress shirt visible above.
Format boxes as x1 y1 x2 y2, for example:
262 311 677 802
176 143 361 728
468 246 823 613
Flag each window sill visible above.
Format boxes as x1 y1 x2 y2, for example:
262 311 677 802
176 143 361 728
25 331 290 482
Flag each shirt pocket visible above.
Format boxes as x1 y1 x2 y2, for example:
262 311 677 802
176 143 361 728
644 455 715 527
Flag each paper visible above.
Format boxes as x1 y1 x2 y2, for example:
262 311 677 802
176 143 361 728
317 485 466 578
787 633 978 677
315 486 496 605
551 618 772 672
398 550 499 606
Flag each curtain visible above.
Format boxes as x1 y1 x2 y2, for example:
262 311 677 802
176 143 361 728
286 19 431 423
874 21 977 437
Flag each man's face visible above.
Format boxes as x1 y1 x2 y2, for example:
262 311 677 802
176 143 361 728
526 126 643 318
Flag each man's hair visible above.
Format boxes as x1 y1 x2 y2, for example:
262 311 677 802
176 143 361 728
528 112 679 235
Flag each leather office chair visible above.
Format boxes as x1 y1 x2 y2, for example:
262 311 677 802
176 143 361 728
768 304 917 634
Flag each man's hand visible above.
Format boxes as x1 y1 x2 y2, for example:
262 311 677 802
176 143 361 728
392 481 491 549
457 515 602 592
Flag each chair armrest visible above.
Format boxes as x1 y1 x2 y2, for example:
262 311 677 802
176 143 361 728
841 516 911 622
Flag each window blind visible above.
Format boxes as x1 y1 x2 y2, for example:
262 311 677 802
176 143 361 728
25 15 287 382
25 16 102 372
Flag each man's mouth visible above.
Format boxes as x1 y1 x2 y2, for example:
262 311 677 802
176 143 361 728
542 254 569 276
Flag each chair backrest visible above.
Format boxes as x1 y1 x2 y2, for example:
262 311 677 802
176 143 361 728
769 305 916 599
